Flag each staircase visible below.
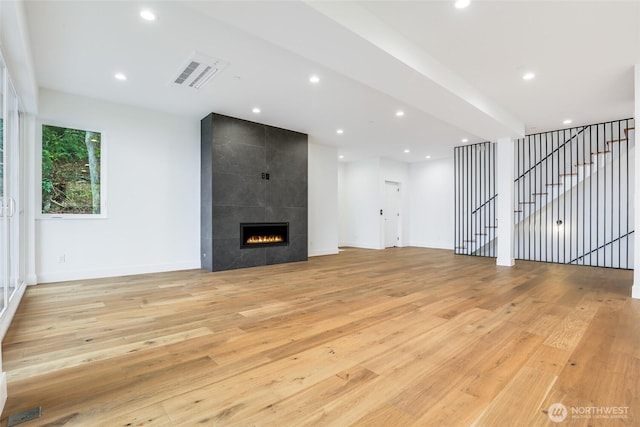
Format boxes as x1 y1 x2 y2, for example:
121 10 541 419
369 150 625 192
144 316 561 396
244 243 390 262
455 119 635 269
454 142 497 257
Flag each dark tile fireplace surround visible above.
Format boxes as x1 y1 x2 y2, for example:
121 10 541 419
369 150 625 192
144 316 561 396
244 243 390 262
201 113 308 272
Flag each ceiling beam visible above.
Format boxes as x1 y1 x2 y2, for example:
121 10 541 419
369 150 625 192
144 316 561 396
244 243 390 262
304 1 525 141
187 0 524 141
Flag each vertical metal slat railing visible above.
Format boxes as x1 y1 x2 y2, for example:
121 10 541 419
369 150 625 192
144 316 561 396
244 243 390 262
454 142 497 258
514 118 634 269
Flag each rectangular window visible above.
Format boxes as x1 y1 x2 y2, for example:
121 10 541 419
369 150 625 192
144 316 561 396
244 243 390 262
41 124 103 215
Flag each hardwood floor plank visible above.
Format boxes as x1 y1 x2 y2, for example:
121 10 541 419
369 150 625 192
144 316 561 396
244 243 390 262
1 247 637 426
470 366 558 426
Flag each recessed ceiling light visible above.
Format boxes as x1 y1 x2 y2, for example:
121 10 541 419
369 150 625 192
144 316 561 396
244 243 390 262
309 75 320 84
461 138 469 143
395 110 405 117
140 9 157 21
114 72 127 81
336 129 344 134
404 149 410 153
425 155 431 159
339 155 344 159
522 72 536 80
252 107 261 114
455 0 470 9
563 119 573 125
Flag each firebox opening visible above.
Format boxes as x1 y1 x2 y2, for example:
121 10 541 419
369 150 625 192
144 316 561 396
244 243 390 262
240 222 289 248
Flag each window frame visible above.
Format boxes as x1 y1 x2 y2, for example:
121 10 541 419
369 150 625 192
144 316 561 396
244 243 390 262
37 120 107 219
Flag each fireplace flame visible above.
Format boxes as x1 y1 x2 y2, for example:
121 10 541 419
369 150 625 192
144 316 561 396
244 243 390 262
246 235 284 244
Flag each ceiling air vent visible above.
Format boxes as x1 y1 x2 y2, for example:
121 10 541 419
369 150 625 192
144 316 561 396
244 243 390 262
172 53 228 90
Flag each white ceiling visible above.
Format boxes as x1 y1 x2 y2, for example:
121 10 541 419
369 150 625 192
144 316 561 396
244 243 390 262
23 0 640 163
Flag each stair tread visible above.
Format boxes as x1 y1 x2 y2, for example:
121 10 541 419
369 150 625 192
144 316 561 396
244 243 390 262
532 192 548 195
560 172 578 176
546 183 562 186
519 201 535 204
485 225 498 228
591 150 611 154
514 210 523 213
475 233 488 236
574 162 593 166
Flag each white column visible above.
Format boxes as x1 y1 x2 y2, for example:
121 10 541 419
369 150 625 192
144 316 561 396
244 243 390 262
633 65 640 299
496 137 515 267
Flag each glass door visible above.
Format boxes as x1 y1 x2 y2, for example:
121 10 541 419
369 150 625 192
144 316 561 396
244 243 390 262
6 76 20 302
0 59 7 313
0 55 23 316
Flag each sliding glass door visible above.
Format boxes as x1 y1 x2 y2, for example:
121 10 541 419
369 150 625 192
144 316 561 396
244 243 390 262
0 54 23 316
0 61 6 312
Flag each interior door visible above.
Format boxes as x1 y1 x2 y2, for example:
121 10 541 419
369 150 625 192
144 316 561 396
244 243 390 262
384 181 400 248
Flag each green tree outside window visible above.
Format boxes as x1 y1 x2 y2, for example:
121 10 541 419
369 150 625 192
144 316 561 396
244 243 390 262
42 124 101 214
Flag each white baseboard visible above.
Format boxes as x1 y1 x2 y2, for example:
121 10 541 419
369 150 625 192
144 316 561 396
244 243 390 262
0 371 6 417
309 248 340 257
26 274 38 285
340 242 384 250
408 240 453 250
37 260 201 284
632 285 640 300
497 257 516 267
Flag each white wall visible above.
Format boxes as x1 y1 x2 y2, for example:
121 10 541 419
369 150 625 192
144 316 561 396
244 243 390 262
338 157 411 250
35 89 200 283
308 141 339 256
338 162 348 247
380 158 410 246
0 0 38 113
339 157 382 249
409 157 454 249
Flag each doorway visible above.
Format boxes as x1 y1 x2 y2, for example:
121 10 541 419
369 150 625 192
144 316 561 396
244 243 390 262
384 181 401 248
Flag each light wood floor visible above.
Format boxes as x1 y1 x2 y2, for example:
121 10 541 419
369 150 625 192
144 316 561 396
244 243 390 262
1 247 638 426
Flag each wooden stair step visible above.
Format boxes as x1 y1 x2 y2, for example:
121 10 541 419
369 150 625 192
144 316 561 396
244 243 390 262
514 210 523 213
519 201 535 204
559 172 577 177
574 162 593 166
606 138 627 144
475 233 488 236
532 192 548 196
546 183 562 186
591 150 611 154
624 127 635 137
485 225 498 229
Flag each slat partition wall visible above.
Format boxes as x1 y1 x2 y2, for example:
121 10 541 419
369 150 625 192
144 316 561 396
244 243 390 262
514 119 634 269
454 142 497 257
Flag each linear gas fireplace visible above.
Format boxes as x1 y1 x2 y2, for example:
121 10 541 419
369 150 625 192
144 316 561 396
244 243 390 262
240 222 289 249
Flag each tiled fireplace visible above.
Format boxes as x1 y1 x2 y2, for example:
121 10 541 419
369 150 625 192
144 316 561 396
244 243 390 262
201 113 308 272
